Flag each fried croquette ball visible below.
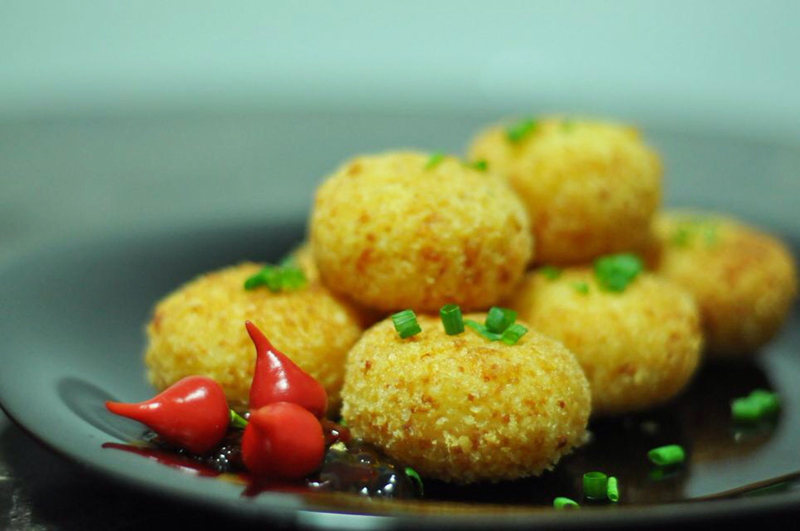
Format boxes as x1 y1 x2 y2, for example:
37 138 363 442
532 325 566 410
652 211 797 358
310 151 533 313
508 269 702 415
290 242 320 284
144 262 363 412
340 314 590 483
467 117 661 265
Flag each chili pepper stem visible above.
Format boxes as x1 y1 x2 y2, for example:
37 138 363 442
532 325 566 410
229 409 248 429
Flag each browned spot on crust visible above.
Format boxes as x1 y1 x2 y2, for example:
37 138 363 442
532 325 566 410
356 248 373 273
358 212 371 224
420 246 443 262
467 393 475 402
363 360 372 373
347 162 362 176
556 436 567 449
558 400 565 409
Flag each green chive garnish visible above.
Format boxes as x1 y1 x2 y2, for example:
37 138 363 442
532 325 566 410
440 304 464 335
553 497 579 509
392 309 422 339
464 319 502 341
405 466 424 496
244 263 307 292
539 265 562 280
571 281 589 295
507 118 537 143
485 306 517 334
749 389 780 416
425 152 445 170
466 159 488 171
593 253 643 292
500 323 528 345
607 476 619 502
229 409 248 430
583 471 608 500
732 389 780 422
647 444 685 466
732 398 762 423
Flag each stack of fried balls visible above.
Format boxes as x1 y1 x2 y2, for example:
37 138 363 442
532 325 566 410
143 116 797 484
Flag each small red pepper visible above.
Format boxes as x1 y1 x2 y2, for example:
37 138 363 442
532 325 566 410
245 321 328 418
241 401 325 479
105 376 229 455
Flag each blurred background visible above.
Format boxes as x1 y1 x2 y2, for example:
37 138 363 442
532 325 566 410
1 0 799 268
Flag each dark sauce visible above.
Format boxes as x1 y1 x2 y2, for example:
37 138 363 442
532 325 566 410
104 359 795 506
103 419 420 500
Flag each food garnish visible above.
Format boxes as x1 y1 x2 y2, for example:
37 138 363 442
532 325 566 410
593 253 643 292
506 118 537 143
405 467 424 496
485 306 517 334
244 260 307 292
500 323 528 345
105 376 230 454
246 320 328 418
391 309 422 339
439 303 464 335
466 159 488 171
571 281 590 294
607 476 619 502
647 444 685 467
553 497 580 509
540 265 562 280
241 401 325 479
424 152 445 170
731 389 780 423
583 471 608 500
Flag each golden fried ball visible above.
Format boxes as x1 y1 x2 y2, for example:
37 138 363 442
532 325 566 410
310 151 533 313
652 210 797 358
340 314 590 483
467 117 662 265
507 269 702 415
144 262 363 412
290 241 320 284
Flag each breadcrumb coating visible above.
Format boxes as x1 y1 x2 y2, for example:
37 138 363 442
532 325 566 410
310 151 533 313
144 262 363 412
508 269 702 415
340 314 590 483
467 117 661 265
652 210 797 358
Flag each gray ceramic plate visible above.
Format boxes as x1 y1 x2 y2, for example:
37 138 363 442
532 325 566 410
0 215 799 529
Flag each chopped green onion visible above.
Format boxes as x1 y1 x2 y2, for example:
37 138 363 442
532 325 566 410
593 253 643 292
466 159 488 171
501 323 528 345
582 471 608 500
571 281 590 295
229 409 248 430
553 497 579 509
405 466 424 496
244 263 307 292
439 304 464 335
607 476 619 502
464 319 502 341
539 265 562 280
391 309 422 339
647 444 685 466
425 152 445 170
732 389 780 423
507 118 537 143
732 398 762 423
749 389 780 416
485 306 517 334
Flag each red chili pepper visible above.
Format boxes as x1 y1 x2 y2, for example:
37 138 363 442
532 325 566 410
241 402 325 479
105 376 229 455
245 321 328 418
